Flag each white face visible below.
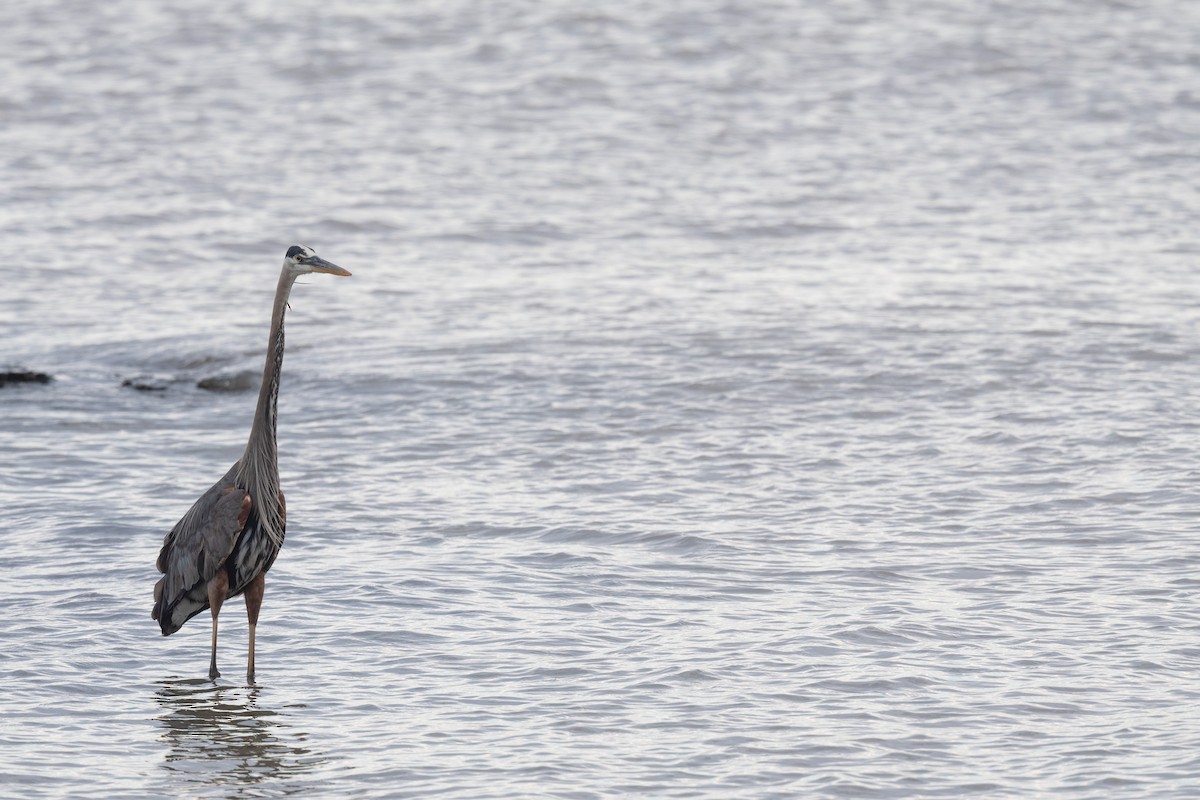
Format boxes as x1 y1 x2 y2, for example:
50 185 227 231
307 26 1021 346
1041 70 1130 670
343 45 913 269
285 245 318 273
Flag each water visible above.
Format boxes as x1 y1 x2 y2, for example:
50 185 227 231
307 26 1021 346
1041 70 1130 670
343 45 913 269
2 0 1200 796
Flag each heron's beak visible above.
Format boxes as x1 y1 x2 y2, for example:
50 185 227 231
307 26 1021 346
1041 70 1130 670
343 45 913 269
308 256 352 277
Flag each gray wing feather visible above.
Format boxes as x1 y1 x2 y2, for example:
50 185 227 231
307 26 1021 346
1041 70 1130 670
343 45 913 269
152 463 250 635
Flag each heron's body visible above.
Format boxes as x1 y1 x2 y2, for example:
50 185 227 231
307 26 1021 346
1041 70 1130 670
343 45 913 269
152 245 350 679
152 463 283 636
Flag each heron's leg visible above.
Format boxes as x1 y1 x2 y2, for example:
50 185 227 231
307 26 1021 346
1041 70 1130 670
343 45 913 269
206 570 229 680
244 571 265 680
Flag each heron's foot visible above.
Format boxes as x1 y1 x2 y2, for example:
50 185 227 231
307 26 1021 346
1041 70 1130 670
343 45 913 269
209 666 221 680
247 668 256 683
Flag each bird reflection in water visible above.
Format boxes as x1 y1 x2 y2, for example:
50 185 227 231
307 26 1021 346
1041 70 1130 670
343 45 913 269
155 678 321 793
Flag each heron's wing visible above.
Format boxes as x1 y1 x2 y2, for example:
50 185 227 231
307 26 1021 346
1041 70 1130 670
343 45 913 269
152 463 251 635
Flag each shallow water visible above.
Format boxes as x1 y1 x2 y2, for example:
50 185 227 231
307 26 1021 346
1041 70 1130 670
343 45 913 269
3 0 1200 797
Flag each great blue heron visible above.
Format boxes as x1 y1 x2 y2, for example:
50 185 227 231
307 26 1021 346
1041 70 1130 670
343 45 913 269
152 245 351 680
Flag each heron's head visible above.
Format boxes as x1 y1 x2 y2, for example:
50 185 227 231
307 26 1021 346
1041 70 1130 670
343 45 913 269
284 244 352 277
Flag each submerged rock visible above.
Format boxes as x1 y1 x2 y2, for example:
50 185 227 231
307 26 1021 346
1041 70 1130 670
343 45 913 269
197 370 258 393
122 377 169 392
0 370 52 387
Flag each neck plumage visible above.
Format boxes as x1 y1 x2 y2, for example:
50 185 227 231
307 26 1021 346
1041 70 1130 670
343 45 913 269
235 267 295 546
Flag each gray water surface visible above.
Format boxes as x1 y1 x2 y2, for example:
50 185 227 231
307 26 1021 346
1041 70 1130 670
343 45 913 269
3 1 1200 797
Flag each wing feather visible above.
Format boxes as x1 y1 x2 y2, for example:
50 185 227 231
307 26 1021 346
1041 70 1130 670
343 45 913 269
152 463 251 635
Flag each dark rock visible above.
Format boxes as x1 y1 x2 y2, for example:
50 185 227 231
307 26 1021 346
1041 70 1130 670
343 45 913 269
122 378 168 392
0 370 52 387
197 370 258 393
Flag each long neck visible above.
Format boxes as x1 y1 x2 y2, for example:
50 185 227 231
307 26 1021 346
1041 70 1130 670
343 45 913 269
236 267 295 544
